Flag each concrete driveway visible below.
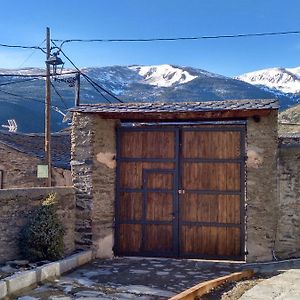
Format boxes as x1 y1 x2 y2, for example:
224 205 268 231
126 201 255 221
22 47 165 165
14 257 244 299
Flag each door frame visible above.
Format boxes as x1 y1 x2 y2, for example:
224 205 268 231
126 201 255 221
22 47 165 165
115 123 246 260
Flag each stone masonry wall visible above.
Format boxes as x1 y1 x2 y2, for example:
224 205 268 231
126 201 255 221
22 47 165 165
0 187 75 263
71 113 117 257
0 143 71 188
246 110 278 262
275 141 300 258
91 117 117 258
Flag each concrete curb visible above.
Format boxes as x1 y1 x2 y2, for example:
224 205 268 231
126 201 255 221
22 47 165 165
243 257 300 273
0 250 93 299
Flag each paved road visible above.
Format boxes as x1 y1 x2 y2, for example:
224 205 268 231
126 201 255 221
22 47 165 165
14 257 244 300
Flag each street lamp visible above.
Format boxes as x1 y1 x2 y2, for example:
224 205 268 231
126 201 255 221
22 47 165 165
46 51 64 76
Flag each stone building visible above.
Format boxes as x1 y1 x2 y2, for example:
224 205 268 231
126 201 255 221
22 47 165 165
70 99 286 262
0 131 71 188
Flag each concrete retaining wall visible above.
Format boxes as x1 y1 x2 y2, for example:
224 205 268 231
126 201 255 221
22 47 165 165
0 187 75 263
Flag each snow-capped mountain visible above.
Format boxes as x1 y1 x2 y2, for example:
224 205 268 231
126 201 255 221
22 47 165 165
0 64 290 133
129 64 198 87
236 67 300 100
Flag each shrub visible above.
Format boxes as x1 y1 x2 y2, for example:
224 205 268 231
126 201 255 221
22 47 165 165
20 193 65 261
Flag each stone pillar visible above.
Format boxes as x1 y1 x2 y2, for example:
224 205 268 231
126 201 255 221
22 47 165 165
71 113 118 257
246 110 278 262
92 117 118 258
71 113 95 251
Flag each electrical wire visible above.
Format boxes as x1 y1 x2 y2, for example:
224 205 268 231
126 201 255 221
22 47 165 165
53 30 300 48
17 39 46 68
0 71 78 78
0 88 64 109
51 40 123 103
82 75 112 103
0 42 46 53
50 81 68 109
0 78 39 86
51 40 113 103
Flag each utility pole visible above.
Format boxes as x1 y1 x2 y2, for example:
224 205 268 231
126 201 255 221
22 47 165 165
75 72 80 106
45 27 52 187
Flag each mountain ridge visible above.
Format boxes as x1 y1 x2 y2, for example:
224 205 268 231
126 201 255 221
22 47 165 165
0 64 297 133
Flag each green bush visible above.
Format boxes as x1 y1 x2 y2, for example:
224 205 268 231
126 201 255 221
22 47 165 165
19 193 65 261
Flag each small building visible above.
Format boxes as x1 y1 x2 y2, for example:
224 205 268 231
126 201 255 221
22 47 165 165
0 131 71 188
71 99 279 262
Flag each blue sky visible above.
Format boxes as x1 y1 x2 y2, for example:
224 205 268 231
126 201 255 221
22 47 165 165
0 0 300 76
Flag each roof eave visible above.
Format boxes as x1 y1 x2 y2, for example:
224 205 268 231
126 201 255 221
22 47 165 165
72 108 276 120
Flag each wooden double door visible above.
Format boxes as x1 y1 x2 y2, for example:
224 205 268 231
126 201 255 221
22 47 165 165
115 125 245 259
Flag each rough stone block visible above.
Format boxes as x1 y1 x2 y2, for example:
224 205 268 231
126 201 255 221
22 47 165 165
36 262 60 282
5 270 37 295
0 281 7 299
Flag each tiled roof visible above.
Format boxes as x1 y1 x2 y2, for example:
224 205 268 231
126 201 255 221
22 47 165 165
70 99 279 114
0 131 70 169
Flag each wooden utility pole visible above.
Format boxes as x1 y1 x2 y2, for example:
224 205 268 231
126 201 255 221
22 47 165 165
75 72 80 106
45 27 52 186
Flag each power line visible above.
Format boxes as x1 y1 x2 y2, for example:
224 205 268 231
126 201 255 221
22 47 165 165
50 81 68 109
0 78 39 87
0 88 64 109
54 30 300 47
0 42 46 53
0 71 78 78
51 40 113 103
17 39 46 68
51 40 124 103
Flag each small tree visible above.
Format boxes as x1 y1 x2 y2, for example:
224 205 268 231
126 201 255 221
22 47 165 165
20 193 65 261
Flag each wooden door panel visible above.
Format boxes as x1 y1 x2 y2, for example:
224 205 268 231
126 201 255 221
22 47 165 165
181 225 241 257
179 127 244 259
117 128 176 256
120 162 175 189
146 192 173 221
120 131 175 158
119 192 142 221
182 162 240 191
181 194 240 223
146 173 174 189
182 130 241 159
119 224 142 253
144 224 173 252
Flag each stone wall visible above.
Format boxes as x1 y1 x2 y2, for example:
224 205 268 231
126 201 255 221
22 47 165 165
0 187 75 263
275 138 300 259
246 111 278 262
0 143 71 188
71 113 117 257
71 110 289 262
